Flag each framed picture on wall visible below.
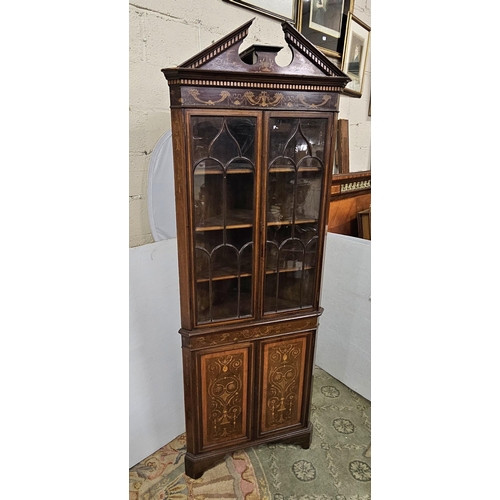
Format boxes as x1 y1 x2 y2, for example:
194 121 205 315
341 13 371 97
222 0 297 22
297 0 352 58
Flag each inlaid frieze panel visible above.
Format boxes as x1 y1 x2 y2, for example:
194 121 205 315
200 347 250 448
260 336 307 434
170 87 339 111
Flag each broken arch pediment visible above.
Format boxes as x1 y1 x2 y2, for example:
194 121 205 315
173 18 349 81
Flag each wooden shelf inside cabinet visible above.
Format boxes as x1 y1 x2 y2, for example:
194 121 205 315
196 254 253 283
267 218 318 227
198 291 253 325
194 168 254 175
162 18 350 479
196 270 253 283
270 167 322 173
265 264 315 275
195 210 254 231
196 263 314 284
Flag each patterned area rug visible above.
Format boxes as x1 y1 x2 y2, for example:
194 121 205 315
129 366 371 500
129 434 264 500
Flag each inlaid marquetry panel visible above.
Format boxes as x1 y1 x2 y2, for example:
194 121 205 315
200 347 250 448
260 336 307 434
170 87 340 110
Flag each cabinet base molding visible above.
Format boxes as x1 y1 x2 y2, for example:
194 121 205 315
185 423 313 479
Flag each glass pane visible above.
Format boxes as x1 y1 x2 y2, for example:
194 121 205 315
227 118 256 161
301 238 318 307
192 117 223 164
190 115 257 324
295 169 322 222
196 281 211 324
264 117 327 314
195 247 211 282
211 244 239 281
240 241 253 276
300 119 327 162
269 118 299 160
267 170 295 223
227 162 254 228
193 159 223 229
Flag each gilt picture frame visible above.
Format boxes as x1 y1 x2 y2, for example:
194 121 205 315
341 13 371 97
222 0 297 22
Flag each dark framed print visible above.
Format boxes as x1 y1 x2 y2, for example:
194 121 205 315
341 13 371 97
297 0 352 58
223 0 297 22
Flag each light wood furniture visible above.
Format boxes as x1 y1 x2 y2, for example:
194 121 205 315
162 19 350 479
328 171 371 237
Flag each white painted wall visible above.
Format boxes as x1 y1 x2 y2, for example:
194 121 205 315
129 233 370 466
316 233 371 400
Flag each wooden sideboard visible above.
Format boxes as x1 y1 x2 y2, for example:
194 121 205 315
328 171 371 238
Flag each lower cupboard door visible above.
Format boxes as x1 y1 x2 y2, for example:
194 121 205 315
258 333 311 436
198 343 253 451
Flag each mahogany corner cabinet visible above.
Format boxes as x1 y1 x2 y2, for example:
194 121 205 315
161 19 350 479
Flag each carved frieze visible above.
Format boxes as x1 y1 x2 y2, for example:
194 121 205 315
340 180 371 193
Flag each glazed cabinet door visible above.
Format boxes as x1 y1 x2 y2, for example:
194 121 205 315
257 332 314 437
197 343 254 452
187 111 262 326
262 113 332 315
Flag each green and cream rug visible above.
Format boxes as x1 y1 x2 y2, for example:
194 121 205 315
129 366 371 500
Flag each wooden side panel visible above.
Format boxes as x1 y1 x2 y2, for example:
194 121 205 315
182 347 196 454
199 345 251 449
259 335 308 435
171 108 193 329
357 207 371 240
